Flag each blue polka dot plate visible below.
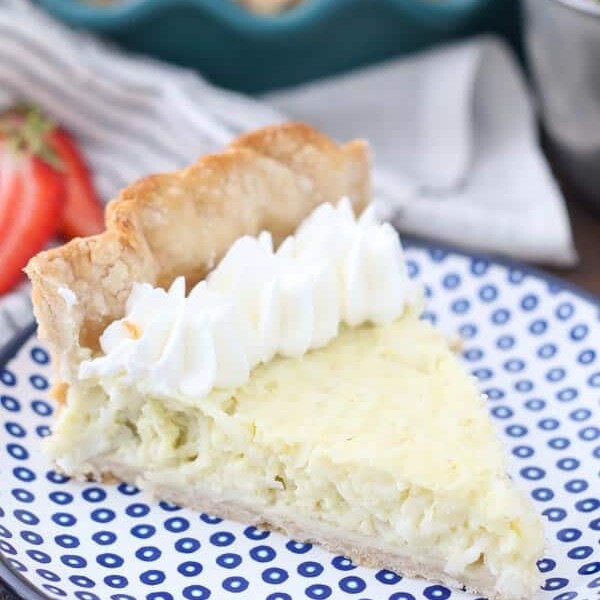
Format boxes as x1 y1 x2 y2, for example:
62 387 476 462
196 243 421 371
0 243 598 600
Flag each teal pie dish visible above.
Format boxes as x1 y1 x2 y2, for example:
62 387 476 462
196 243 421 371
35 0 501 92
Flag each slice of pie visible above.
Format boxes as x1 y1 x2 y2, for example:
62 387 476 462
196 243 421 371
26 123 543 600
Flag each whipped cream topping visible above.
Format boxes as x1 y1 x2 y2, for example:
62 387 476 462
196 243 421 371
79 198 412 399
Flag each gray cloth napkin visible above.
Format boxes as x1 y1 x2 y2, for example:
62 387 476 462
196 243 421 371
267 38 577 267
0 0 577 345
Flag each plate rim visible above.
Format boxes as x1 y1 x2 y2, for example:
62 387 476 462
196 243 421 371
0 236 598 600
0 553 51 600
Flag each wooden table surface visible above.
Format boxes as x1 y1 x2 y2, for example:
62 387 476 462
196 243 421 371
545 144 600 297
549 195 600 297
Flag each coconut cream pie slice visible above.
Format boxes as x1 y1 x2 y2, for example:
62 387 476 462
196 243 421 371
26 123 543 600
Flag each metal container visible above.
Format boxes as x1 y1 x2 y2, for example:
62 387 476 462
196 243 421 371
523 0 600 208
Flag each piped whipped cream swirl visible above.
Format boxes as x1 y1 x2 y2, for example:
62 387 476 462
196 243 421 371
79 198 412 399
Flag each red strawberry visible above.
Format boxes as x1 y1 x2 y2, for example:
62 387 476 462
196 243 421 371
0 108 66 294
48 128 104 239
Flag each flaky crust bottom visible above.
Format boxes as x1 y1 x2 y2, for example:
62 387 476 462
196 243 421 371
86 462 523 600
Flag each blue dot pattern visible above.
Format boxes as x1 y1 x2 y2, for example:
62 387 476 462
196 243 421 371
0 246 597 599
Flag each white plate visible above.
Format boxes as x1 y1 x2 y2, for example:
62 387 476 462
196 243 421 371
0 243 598 600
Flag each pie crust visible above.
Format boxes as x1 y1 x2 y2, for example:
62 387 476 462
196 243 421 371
25 123 370 381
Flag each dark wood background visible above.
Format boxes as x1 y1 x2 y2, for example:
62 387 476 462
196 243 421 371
0 583 14 598
542 137 600 295
549 195 600 296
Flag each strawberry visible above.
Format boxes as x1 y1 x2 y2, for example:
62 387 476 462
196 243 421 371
0 108 66 294
4 106 104 240
47 127 104 239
